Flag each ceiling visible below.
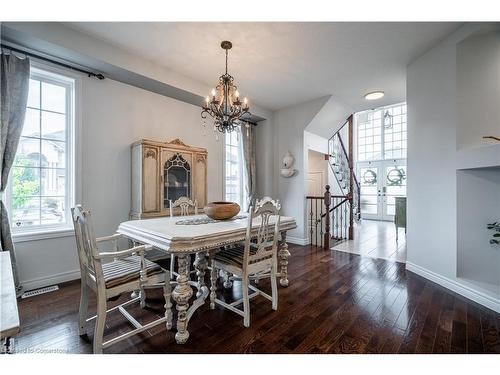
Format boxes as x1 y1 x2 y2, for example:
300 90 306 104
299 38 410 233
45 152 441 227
67 22 461 112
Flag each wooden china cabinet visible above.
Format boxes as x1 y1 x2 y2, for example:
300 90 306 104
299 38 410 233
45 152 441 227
130 138 208 219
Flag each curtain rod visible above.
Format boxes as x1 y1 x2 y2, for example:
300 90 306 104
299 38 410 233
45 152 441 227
0 43 105 80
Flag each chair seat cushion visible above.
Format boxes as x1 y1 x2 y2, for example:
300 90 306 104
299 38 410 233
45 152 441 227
102 256 164 288
214 244 272 268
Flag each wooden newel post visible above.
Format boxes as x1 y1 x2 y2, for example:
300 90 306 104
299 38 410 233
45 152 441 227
323 185 331 250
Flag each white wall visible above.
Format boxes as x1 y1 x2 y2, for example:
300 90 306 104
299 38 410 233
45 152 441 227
304 131 328 154
272 96 330 243
457 29 500 150
406 23 500 312
255 116 276 198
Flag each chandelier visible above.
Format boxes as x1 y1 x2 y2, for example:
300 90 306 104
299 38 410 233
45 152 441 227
201 41 250 133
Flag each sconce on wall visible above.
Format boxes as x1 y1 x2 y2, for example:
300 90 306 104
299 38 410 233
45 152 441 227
280 151 297 178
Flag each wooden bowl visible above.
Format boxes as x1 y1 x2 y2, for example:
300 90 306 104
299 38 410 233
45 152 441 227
204 201 240 220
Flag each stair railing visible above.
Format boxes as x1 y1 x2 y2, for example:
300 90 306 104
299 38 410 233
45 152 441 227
307 114 361 249
306 186 350 249
327 115 361 239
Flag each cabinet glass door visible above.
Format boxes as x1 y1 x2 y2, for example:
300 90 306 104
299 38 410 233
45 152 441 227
163 153 191 209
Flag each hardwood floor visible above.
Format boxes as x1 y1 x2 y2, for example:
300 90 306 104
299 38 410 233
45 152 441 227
12 245 500 354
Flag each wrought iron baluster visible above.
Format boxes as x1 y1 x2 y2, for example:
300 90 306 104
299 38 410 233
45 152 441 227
339 205 344 239
315 199 318 247
344 201 348 239
334 198 339 238
320 198 324 248
309 199 313 246
323 186 331 250
333 197 337 239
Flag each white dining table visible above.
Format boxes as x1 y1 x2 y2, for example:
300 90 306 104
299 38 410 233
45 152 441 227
117 213 296 344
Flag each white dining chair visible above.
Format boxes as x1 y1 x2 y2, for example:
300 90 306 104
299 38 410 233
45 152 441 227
169 196 198 217
169 196 198 278
71 205 172 354
209 197 281 327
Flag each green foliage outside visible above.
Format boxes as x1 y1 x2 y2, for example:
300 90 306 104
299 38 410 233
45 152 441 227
12 155 39 209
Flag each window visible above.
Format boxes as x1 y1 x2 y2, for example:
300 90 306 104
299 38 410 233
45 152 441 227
6 66 76 236
355 103 407 220
356 103 407 162
224 131 247 208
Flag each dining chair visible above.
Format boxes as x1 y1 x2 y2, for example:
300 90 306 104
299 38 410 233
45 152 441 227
71 205 172 354
169 196 198 217
209 197 281 327
169 196 198 278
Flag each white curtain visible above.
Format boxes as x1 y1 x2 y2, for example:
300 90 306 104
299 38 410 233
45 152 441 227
240 123 256 211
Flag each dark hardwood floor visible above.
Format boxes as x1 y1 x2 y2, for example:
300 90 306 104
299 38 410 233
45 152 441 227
12 245 500 354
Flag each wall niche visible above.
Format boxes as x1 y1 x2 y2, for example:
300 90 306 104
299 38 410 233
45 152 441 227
456 167 500 299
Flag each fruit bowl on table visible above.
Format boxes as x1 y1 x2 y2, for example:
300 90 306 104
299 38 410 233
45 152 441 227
204 201 240 220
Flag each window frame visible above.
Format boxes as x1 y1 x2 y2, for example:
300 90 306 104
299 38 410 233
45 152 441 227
222 130 247 209
354 102 407 163
6 61 81 242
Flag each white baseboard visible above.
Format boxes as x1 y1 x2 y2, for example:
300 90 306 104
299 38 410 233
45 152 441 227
21 269 81 292
406 261 500 313
286 236 309 246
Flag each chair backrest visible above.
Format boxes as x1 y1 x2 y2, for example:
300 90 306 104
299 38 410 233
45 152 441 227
243 197 281 267
71 205 103 282
169 196 198 217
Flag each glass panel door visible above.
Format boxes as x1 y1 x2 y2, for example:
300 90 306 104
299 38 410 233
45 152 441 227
359 164 380 220
382 164 407 220
359 160 406 221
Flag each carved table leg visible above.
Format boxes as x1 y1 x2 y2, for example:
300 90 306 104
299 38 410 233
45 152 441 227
194 251 208 298
172 254 193 344
163 276 173 330
210 260 217 309
279 231 291 287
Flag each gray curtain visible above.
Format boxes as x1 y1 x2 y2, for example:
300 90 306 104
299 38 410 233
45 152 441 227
240 123 256 211
1 53 30 294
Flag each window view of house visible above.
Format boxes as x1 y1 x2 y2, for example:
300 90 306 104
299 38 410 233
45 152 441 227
8 69 74 230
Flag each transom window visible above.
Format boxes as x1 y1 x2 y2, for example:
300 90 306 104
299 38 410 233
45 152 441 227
224 131 247 208
6 66 75 234
356 103 407 162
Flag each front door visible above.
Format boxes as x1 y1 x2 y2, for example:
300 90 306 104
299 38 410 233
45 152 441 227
358 160 406 221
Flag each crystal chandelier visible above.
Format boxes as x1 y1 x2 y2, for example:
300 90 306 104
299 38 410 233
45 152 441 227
201 41 250 133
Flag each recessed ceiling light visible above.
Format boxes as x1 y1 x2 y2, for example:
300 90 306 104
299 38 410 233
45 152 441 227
364 91 385 100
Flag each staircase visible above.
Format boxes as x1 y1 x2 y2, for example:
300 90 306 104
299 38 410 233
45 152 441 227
306 114 361 249
327 115 361 238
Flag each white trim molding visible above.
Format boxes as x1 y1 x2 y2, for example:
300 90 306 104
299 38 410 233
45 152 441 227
21 269 80 292
13 228 74 243
286 236 309 246
406 261 500 313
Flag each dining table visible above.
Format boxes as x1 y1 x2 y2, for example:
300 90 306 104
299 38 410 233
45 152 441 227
117 213 296 344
